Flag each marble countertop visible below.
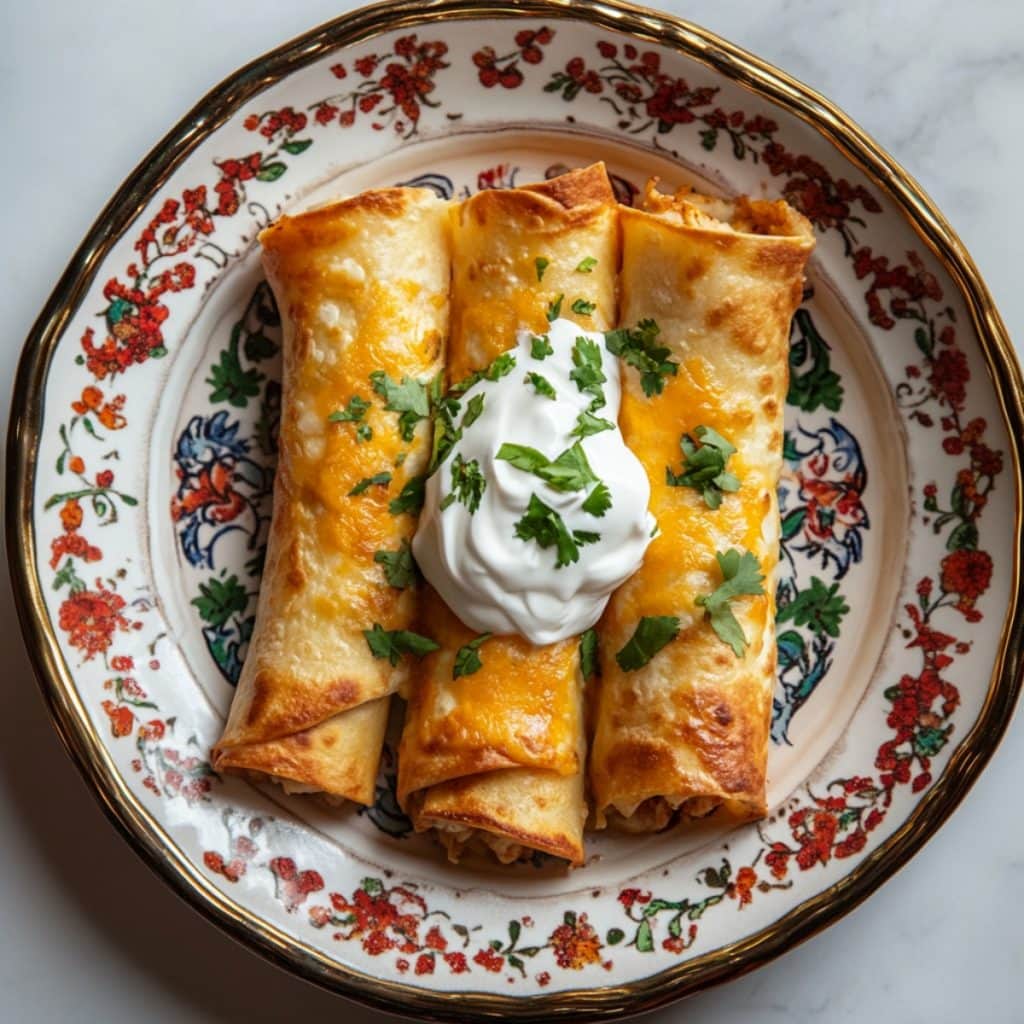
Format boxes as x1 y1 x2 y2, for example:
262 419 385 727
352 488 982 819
2 1 1021 1020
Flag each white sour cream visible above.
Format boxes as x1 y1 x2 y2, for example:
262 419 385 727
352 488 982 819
413 318 654 645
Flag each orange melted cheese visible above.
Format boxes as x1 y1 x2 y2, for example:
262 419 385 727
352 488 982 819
402 599 580 785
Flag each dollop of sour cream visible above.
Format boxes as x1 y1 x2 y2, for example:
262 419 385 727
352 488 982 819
413 318 654 645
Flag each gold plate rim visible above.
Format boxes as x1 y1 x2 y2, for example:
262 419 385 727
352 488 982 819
7 0 1023 1019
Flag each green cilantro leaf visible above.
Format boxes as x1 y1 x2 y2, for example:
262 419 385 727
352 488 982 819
576 257 598 274
388 475 426 516
535 257 550 282
666 425 741 509
428 395 462 474
440 454 486 513
615 615 681 671
462 393 486 429
363 623 439 666
530 333 554 360
373 539 417 589
525 372 556 400
605 319 678 397
453 632 492 679
514 493 599 568
538 442 598 492
571 410 616 438
370 371 430 441
497 441 598 493
546 294 564 322
695 548 766 656
582 481 612 517
449 351 517 395
484 351 517 382
571 298 596 316
569 335 607 411
496 443 549 474
328 395 371 423
394 451 407 467
356 423 373 443
579 628 599 680
348 471 391 496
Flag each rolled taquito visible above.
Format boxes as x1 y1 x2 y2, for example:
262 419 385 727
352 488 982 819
212 188 449 804
590 183 814 830
397 164 618 864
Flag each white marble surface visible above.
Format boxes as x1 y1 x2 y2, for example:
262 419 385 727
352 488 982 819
2 1 1022 1020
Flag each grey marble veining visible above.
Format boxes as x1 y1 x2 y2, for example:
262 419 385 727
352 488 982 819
1 2 1021 1022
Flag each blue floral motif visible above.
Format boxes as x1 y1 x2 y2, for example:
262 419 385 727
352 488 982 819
173 282 280 683
773 415 869 743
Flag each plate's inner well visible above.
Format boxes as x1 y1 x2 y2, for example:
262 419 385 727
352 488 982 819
151 132 907 894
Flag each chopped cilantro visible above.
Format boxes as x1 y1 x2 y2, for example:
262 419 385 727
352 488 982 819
462 393 486 429
615 616 681 671
666 425 741 509
363 623 439 666
496 443 549 473
695 549 766 656
428 394 462 474
576 257 598 274
440 454 486 513
579 628 599 680
571 298 596 316
605 319 678 397
569 335 607 411
535 256 550 281
530 333 554 360
546 294 564 322
449 351 517 395
496 441 598 493
348 471 391 497
570 410 615 438
388 475 426 515
514 493 600 569
453 632 492 678
582 481 612 517
356 423 373 443
525 372 557 400
328 395 370 424
370 371 430 441
373 540 417 589
538 442 598 492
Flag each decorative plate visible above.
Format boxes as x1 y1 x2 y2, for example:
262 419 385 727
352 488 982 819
8 1 1022 1019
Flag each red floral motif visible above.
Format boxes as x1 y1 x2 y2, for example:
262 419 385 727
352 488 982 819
269 857 325 912
71 385 126 430
50 497 102 570
311 35 449 138
727 866 758 907
171 461 247 525
58 586 130 659
101 699 134 737
472 26 554 88
203 815 263 882
548 912 602 970
310 879 428 956
617 888 652 909
473 947 504 973
941 549 993 612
